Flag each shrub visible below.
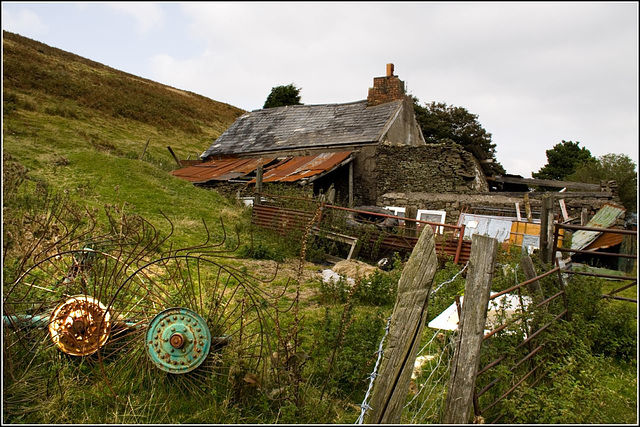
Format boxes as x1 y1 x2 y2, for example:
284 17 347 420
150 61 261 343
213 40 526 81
355 268 400 306
592 300 637 359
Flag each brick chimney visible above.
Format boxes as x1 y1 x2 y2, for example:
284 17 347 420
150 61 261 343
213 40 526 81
367 63 406 106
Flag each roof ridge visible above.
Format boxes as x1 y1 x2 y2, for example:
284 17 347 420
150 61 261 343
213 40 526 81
250 99 369 112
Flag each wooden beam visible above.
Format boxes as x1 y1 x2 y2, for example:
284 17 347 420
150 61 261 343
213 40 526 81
348 161 354 208
167 146 181 166
254 161 263 206
488 176 601 191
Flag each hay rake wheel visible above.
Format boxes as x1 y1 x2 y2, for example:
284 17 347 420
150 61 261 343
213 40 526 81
100 255 269 399
2 247 148 415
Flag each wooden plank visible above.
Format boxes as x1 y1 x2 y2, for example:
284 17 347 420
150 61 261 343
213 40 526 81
489 175 601 191
558 199 569 222
443 234 498 424
524 193 533 222
366 226 438 424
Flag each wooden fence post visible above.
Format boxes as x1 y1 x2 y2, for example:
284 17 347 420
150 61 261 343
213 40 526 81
539 195 554 265
405 206 418 237
443 234 498 424
254 161 263 206
140 137 150 160
366 226 438 424
520 255 543 298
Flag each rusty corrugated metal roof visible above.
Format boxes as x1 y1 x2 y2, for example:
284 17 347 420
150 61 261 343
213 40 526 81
170 158 275 183
585 232 625 251
571 203 626 250
171 152 352 185
257 151 353 183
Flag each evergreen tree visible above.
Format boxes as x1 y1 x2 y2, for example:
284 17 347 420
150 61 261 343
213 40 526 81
263 84 302 109
532 140 595 180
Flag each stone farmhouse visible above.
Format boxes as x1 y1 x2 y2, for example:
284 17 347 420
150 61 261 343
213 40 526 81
172 64 619 227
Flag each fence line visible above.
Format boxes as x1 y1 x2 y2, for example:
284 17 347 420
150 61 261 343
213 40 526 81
252 193 469 264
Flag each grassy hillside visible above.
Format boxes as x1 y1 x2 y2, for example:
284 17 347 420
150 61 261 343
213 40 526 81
3 30 246 248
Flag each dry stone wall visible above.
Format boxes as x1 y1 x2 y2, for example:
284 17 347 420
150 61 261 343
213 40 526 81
380 191 620 225
374 142 488 199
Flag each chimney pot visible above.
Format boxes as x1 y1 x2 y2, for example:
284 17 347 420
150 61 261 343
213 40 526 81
386 63 394 77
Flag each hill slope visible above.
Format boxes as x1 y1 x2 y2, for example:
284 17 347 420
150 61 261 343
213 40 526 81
3 30 246 249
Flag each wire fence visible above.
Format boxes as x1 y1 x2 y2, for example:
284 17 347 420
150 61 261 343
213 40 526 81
403 329 458 424
356 264 468 424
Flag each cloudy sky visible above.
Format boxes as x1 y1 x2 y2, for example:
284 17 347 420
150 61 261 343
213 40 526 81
3 2 638 178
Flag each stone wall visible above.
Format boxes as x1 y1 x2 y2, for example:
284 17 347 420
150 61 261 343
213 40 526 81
373 142 488 201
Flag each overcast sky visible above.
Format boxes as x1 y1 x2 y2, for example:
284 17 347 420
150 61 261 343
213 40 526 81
3 2 638 178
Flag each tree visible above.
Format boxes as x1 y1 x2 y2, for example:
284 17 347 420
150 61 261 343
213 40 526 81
263 84 302 109
532 140 595 180
569 153 637 212
411 97 505 175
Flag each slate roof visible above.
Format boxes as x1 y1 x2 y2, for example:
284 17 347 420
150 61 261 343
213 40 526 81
201 99 403 158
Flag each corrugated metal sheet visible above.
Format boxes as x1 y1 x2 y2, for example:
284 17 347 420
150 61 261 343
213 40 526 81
255 151 353 183
571 203 626 250
171 152 352 185
584 232 625 251
170 158 275 183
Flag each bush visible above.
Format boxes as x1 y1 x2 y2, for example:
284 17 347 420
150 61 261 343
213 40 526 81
592 300 637 359
237 240 285 262
307 308 386 399
355 268 400 306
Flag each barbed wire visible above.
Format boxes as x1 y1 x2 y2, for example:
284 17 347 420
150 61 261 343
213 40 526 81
431 261 469 295
355 315 392 424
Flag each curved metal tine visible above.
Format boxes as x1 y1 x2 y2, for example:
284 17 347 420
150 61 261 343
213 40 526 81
182 216 244 258
111 217 158 272
175 218 214 257
145 211 174 259
206 268 245 323
4 252 75 304
195 221 242 258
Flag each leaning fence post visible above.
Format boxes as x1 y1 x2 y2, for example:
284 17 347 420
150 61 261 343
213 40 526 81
443 234 498 424
539 195 555 265
365 226 438 424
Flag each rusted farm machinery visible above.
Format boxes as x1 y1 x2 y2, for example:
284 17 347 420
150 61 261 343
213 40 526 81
3 213 280 415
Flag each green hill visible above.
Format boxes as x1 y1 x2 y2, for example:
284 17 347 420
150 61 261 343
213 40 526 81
3 30 247 250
